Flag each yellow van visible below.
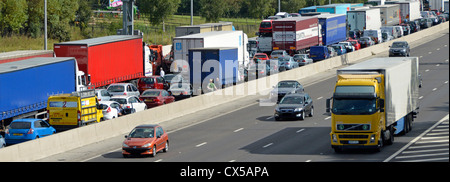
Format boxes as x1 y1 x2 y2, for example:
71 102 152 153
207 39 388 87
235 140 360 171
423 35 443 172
47 90 103 131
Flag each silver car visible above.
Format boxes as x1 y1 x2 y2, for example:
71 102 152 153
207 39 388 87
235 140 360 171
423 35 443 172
293 54 313 66
95 89 112 101
107 83 140 97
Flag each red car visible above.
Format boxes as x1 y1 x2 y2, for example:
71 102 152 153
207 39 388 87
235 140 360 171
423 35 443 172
347 39 361 50
122 124 169 157
139 89 175 108
253 53 270 60
137 76 168 93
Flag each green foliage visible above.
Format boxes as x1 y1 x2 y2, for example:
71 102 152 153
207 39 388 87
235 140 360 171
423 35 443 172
138 0 181 26
198 0 227 22
0 0 28 35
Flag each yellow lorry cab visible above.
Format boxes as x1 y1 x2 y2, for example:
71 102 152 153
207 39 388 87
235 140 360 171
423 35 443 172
47 89 103 131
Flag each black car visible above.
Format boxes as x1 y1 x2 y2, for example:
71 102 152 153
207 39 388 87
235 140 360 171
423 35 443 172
389 41 410 57
274 93 314 121
269 80 304 102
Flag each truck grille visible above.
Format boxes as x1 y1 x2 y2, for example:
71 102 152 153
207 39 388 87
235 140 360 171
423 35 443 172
339 135 369 139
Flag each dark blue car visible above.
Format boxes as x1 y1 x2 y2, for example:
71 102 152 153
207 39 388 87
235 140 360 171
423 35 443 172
5 119 56 145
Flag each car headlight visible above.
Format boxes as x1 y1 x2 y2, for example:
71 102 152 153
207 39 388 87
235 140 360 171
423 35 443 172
122 143 129 148
142 143 152 148
294 108 303 112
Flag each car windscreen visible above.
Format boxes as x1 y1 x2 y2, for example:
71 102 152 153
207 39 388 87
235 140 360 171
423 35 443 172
107 85 125 92
129 128 154 138
260 22 272 28
391 42 406 48
279 96 304 104
277 82 297 88
9 122 31 129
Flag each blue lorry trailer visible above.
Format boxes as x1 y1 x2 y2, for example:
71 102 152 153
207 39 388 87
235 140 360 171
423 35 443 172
188 47 239 95
318 14 347 46
0 57 78 123
299 6 317 15
316 4 351 14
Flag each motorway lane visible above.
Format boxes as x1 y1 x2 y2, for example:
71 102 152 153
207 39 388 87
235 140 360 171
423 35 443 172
40 28 449 162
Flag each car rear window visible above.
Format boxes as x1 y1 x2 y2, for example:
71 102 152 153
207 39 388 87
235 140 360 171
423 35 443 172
139 77 155 84
110 98 127 104
9 122 31 129
107 85 125 92
142 91 161 96
260 22 272 28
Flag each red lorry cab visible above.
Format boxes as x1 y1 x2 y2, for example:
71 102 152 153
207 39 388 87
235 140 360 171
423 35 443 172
259 19 274 34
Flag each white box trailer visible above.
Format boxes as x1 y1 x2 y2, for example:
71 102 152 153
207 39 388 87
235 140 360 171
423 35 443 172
347 8 381 31
444 0 449 13
172 31 249 72
385 1 421 22
336 57 419 127
430 0 445 12
370 4 401 26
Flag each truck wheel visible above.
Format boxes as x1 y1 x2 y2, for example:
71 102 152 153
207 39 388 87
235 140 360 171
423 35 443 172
385 127 394 145
375 132 383 152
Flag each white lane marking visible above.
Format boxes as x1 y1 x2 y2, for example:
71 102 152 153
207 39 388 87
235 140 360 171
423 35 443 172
305 160 312 162
425 69 430 72
234 128 244 132
432 88 437 91
317 97 323 100
445 81 448 84
384 114 449 162
436 64 440 67
428 52 432 54
154 159 163 162
296 129 305 133
196 142 207 147
324 116 331 120
266 116 274 120
229 160 236 162
419 96 423 100
263 143 273 148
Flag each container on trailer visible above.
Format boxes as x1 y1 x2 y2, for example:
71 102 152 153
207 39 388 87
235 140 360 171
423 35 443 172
347 8 382 31
385 1 421 22
316 4 351 14
318 14 347 46
175 22 233 37
272 16 320 54
54 35 144 88
0 57 82 123
370 4 401 26
188 47 239 95
0 50 54 64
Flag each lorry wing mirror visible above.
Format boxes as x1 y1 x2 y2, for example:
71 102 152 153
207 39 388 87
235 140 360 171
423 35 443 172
379 99 385 112
87 74 91 83
326 98 331 113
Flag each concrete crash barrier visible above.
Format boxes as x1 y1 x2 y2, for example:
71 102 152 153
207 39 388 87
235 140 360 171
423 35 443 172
0 22 447 162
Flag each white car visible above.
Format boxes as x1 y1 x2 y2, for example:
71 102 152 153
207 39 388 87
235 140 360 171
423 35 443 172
338 42 355 52
106 83 140 97
95 89 112 101
99 101 122 120
110 95 147 113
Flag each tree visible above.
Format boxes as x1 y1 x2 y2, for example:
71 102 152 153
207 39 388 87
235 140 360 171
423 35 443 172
138 0 181 26
281 0 306 13
76 0 92 32
46 0 79 41
199 0 227 22
0 0 28 35
242 0 276 19
27 0 44 38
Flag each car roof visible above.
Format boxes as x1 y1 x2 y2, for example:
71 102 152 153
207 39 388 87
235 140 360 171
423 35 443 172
143 89 164 92
108 83 131 86
135 124 160 128
11 118 42 122
285 93 307 97
111 95 135 99
99 101 119 105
